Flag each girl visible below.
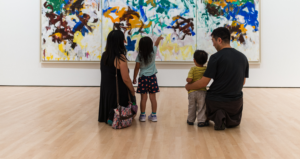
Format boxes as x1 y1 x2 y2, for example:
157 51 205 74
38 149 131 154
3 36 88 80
133 35 163 122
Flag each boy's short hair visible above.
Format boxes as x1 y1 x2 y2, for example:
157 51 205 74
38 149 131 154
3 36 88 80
194 50 208 65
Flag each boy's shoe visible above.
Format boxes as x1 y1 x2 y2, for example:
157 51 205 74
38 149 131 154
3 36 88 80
187 120 194 125
148 114 157 122
139 114 146 122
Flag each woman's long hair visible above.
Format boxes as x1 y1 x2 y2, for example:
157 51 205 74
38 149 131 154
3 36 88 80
137 37 154 66
102 30 128 66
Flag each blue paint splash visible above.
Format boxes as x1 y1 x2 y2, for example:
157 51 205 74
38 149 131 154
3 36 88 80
64 0 70 4
73 21 89 36
125 36 136 52
140 6 148 22
103 7 117 14
169 18 179 26
189 28 195 36
180 9 190 17
223 2 259 31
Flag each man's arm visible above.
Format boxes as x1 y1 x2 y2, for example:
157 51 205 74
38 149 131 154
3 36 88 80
185 77 211 91
243 78 246 85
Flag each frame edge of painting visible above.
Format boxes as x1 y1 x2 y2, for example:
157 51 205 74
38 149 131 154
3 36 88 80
39 0 102 63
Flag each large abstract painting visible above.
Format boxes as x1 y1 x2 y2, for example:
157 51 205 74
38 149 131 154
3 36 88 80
41 0 102 62
40 0 260 63
102 0 197 61
197 0 260 62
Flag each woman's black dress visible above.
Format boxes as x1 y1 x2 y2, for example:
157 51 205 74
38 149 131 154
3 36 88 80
98 58 131 123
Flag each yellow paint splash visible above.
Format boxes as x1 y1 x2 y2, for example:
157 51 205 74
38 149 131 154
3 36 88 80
50 33 62 39
158 34 193 61
55 57 62 61
104 7 151 30
46 53 53 61
103 19 113 41
104 7 126 23
239 24 247 34
97 54 101 60
172 16 180 21
231 21 240 27
207 0 227 8
73 31 86 49
226 0 237 3
207 0 213 4
180 46 193 60
58 43 68 56
146 0 156 7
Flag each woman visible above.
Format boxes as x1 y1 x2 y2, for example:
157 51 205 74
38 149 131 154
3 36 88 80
98 30 136 125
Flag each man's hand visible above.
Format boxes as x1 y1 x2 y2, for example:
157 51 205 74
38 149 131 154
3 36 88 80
185 83 191 91
133 79 137 84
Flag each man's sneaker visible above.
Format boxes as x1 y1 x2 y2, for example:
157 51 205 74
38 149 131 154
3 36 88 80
139 114 146 122
148 114 157 122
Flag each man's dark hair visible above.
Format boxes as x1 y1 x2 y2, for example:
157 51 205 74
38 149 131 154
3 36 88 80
194 50 208 65
211 27 231 44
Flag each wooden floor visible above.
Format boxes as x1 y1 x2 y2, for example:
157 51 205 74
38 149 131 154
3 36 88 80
0 87 300 159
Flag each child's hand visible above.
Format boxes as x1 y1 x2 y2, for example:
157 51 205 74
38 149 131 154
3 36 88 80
133 79 137 84
154 35 164 46
158 35 164 40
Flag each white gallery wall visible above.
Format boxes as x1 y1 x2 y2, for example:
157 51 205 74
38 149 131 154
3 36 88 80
0 0 300 87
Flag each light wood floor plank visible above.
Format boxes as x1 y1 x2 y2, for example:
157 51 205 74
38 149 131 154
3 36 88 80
0 87 300 159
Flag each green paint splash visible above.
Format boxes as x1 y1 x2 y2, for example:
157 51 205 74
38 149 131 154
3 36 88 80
46 0 66 13
156 0 178 15
198 9 222 33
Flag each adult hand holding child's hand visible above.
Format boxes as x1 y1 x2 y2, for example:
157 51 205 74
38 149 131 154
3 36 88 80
185 84 190 91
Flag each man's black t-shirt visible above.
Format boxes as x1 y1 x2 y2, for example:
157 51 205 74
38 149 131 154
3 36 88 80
204 48 249 102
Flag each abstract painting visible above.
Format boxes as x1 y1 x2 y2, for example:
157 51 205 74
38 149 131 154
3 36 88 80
102 0 197 61
41 0 102 62
197 0 260 62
